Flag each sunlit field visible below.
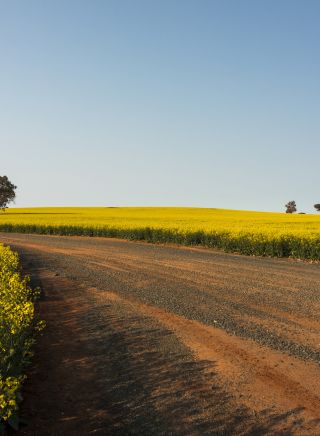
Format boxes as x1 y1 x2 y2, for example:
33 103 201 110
0 244 43 428
1 207 320 259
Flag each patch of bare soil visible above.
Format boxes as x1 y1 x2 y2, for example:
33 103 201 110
97 289 320 420
14 272 251 434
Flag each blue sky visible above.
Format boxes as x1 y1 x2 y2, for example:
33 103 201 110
1 0 319 212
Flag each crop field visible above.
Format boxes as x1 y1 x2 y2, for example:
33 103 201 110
0 244 43 429
1 207 320 260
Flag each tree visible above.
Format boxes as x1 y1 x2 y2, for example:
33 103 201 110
314 204 320 212
0 176 17 211
285 200 297 214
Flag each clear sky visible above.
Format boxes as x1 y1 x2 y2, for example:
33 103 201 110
1 0 319 212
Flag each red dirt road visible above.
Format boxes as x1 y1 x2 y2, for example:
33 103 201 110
1 233 320 435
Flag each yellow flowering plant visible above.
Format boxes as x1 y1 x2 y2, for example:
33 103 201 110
0 207 319 259
0 244 44 431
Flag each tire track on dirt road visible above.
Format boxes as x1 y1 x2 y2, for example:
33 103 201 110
1 233 320 435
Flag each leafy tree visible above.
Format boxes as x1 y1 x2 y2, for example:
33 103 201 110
314 204 320 212
0 176 17 211
285 200 297 214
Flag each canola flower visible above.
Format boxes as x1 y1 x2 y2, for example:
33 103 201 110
0 244 43 429
0 377 21 422
0 207 320 259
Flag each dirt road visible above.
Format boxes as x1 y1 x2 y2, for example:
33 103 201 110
1 233 320 435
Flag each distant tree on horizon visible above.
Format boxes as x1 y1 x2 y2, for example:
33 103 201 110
285 201 297 214
0 176 17 211
314 204 320 212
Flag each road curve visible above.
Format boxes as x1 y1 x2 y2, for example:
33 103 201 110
1 233 320 435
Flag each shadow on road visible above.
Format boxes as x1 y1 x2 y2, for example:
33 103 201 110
9 245 319 435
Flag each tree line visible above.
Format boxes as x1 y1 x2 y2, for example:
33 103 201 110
285 201 320 214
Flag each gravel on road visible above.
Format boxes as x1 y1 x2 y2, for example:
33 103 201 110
1 233 319 435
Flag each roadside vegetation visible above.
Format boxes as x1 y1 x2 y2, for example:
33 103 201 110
1 207 320 260
0 244 44 431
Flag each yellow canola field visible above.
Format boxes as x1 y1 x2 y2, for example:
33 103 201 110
0 244 43 428
0 207 320 259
